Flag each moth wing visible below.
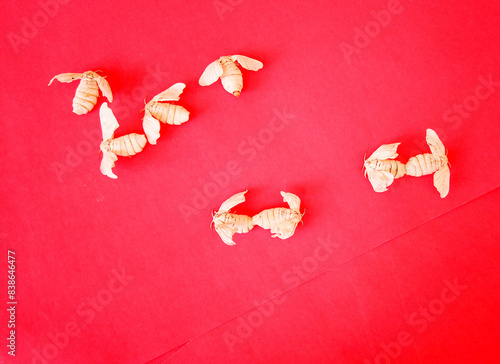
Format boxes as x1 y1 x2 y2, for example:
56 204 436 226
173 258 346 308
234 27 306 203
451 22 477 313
48 73 83 85
366 143 400 162
271 220 297 240
366 169 394 193
143 110 161 145
152 83 186 102
99 103 119 141
281 192 301 212
215 224 237 246
434 164 450 198
230 55 263 71
426 129 446 157
100 151 118 179
199 60 223 86
96 76 113 102
218 190 248 213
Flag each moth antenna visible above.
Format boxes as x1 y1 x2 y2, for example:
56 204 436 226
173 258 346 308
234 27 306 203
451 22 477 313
210 210 217 230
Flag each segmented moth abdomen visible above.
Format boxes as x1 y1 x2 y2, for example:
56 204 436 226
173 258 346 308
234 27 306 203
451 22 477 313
252 208 297 229
108 134 147 157
406 153 443 177
149 103 190 125
374 160 406 179
220 58 243 96
73 79 99 115
217 213 254 233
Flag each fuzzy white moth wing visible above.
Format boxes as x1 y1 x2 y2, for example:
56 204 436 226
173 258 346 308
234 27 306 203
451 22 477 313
48 73 83 85
366 143 400 162
96 76 113 102
100 151 118 179
433 164 450 198
143 110 161 145
218 190 248 213
366 169 394 193
199 60 224 86
215 224 237 246
426 129 446 157
99 103 119 141
271 220 297 239
230 55 264 71
151 83 186 102
281 192 301 212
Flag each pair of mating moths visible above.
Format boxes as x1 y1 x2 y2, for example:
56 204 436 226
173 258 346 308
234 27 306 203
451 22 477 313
212 191 304 245
48 55 263 178
364 129 450 198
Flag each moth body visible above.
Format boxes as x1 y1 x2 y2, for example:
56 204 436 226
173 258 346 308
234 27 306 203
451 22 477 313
220 57 243 96
100 134 147 157
73 77 100 115
252 208 302 239
211 190 253 245
99 103 146 179
147 102 190 126
213 213 254 234
406 153 446 177
48 70 113 115
363 143 402 192
252 192 303 240
368 159 406 179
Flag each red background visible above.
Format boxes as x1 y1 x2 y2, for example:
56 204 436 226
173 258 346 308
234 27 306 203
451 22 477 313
1 0 499 363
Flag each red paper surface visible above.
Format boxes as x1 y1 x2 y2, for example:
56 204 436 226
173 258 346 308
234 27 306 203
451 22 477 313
1 1 499 363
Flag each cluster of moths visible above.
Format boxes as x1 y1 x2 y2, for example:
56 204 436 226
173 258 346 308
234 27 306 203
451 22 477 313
212 190 304 245
49 54 265 178
49 70 192 178
364 129 450 198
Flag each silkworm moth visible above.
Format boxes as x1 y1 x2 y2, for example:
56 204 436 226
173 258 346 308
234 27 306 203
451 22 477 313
212 190 254 245
99 103 146 179
364 143 406 192
48 71 113 115
252 192 303 240
406 129 450 198
142 83 190 145
199 55 263 97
